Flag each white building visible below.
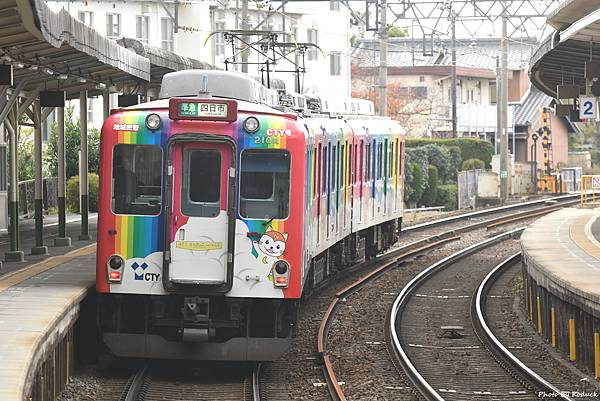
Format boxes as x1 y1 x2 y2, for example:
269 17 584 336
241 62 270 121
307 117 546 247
46 0 351 129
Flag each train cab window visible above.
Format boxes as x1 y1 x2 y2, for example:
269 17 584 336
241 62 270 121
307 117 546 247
377 142 382 179
322 145 327 194
332 145 337 193
182 149 221 217
112 144 162 216
239 149 290 219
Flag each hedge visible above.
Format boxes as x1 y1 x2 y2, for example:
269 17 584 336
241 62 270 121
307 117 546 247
406 138 493 167
461 158 485 171
436 184 458 210
66 173 99 213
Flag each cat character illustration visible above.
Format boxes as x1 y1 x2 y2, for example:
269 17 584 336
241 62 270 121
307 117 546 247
251 227 288 264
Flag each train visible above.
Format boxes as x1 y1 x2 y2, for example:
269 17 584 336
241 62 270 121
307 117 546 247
96 69 405 361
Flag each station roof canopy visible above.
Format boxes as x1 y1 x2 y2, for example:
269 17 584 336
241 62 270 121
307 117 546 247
0 0 151 98
530 0 600 98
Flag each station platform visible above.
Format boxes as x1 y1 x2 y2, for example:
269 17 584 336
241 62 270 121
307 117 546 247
521 208 600 378
0 246 96 401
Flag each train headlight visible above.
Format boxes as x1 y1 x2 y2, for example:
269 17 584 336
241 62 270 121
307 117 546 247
107 255 124 283
243 116 260 133
272 260 290 288
145 113 162 131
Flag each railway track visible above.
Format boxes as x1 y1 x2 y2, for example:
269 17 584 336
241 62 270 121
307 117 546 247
121 362 261 401
387 229 577 401
317 196 584 401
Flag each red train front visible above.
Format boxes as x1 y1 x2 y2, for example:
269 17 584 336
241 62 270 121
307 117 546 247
96 70 405 361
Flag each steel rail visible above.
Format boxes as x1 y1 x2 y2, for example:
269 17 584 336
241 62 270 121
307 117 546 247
404 193 579 232
388 227 525 401
252 363 262 401
473 253 574 401
318 198 577 401
485 200 579 230
318 236 460 401
124 365 148 401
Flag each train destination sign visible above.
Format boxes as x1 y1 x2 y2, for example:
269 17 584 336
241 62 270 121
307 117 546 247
178 101 228 118
169 98 238 122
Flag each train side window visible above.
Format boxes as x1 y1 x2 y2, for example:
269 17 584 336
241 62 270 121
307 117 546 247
399 142 403 176
332 145 337 193
377 142 382 179
348 142 352 187
365 142 371 182
322 144 327 194
340 144 345 189
314 146 319 199
327 143 331 194
112 144 162 216
389 141 394 178
383 139 388 179
239 149 290 219
394 139 398 178
372 139 377 181
359 141 364 184
353 144 358 184
317 144 322 198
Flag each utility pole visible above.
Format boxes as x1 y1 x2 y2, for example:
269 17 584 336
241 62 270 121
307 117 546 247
500 5 509 202
378 0 388 117
451 10 457 137
241 0 249 73
495 56 500 155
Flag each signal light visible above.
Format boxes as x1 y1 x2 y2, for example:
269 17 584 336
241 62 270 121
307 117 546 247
107 254 124 283
109 271 121 281
272 260 290 288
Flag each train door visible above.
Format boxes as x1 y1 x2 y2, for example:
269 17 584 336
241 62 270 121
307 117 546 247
359 141 364 223
167 140 234 287
326 142 331 240
383 139 388 215
334 144 339 234
317 144 322 244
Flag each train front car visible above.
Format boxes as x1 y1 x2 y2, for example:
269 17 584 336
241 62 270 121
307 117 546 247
96 71 306 361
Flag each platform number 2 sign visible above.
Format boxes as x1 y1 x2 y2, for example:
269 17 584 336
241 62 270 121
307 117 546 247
579 96 597 120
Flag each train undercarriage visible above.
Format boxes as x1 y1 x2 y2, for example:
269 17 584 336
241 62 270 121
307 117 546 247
99 218 400 361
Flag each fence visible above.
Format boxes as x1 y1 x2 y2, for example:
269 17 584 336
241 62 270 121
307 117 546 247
16 177 58 217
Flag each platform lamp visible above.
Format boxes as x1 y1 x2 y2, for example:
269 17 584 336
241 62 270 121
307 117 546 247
531 130 539 193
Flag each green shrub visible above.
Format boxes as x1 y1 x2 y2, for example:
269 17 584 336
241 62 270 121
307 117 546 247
406 138 493 167
436 184 458 210
461 158 485 171
66 173 99 213
420 165 439 206
407 163 426 205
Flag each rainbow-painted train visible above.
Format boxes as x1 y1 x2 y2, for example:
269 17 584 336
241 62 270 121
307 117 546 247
96 70 405 361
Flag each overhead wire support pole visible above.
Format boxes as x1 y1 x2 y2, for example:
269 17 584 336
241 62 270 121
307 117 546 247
379 0 388 117
241 0 249 73
500 2 509 202
450 9 457 138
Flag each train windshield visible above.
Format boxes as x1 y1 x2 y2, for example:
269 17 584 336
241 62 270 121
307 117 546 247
112 144 163 216
239 149 290 219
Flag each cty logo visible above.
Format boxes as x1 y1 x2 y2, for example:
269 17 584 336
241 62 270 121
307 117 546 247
131 262 160 281
132 262 148 280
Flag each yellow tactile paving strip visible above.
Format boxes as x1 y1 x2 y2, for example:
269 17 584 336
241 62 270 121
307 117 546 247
0 243 96 293
570 215 600 261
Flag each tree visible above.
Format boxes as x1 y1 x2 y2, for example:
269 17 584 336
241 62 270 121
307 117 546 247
17 127 35 181
388 26 408 38
43 106 100 179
